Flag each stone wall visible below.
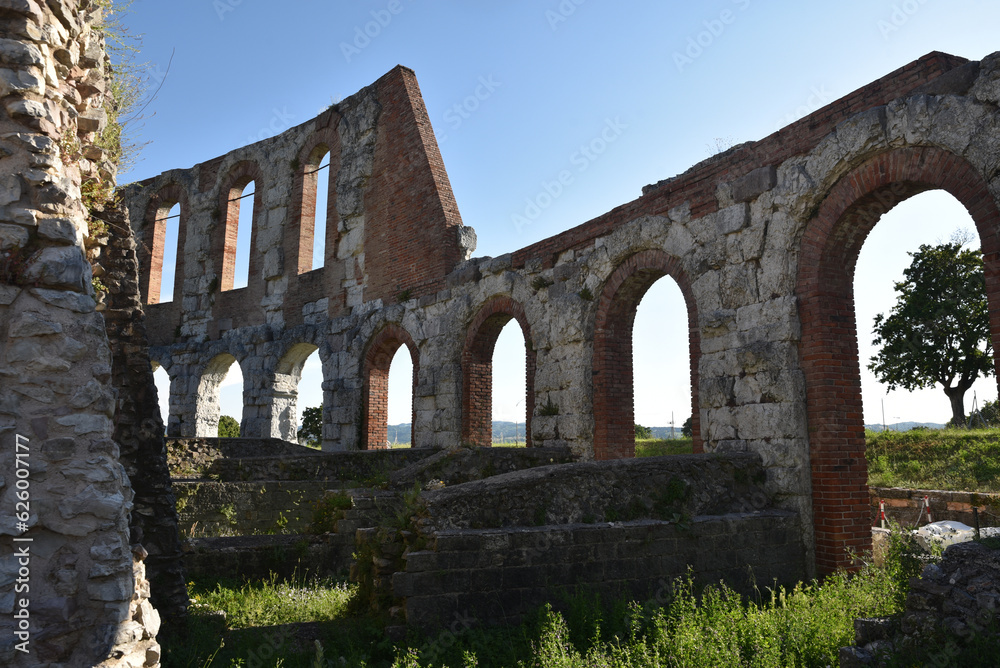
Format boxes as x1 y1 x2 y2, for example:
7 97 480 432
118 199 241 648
871 486 1000 529
394 511 804 632
124 50 1000 574
0 0 160 665
356 452 805 630
840 541 1000 666
182 534 354 582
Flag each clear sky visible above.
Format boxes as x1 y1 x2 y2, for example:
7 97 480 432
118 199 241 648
140 1 1000 435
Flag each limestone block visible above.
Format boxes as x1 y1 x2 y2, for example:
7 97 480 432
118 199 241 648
715 203 749 235
8 310 62 337
720 263 759 309
25 245 91 291
0 222 28 250
730 402 807 441
971 52 1000 105
0 38 43 66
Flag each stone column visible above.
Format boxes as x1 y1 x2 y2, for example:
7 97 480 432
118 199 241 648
0 1 160 664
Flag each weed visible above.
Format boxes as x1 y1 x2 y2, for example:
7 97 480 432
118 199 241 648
578 286 594 301
531 276 553 290
308 492 352 534
539 398 559 416
397 289 412 303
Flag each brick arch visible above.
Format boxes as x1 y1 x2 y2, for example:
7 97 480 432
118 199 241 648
290 127 341 275
593 249 701 460
362 323 419 449
796 146 1000 574
194 352 244 437
140 183 190 304
216 160 265 292
461 295 536 447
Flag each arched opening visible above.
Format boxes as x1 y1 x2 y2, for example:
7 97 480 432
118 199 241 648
855 191 995 430
797 147 1000 574
387 346 413 446
593 250 700 460
462 296 534 448
299 147 332 273
271 343 320 444
147 202 181 304
223 179 256 291
492 323 528 446
363 324 418 449
195 353 244 437
152 364 170 432
632 277 692 450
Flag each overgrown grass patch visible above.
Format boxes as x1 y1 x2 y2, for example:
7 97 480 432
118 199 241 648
635 438 693 457
866 427 1000 492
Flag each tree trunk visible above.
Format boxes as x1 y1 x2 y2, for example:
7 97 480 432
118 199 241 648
944 384 970 426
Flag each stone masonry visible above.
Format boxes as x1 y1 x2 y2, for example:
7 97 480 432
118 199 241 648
0 0 161 666
124 52 1000 577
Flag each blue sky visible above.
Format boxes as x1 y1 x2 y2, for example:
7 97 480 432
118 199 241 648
137 1 1000 433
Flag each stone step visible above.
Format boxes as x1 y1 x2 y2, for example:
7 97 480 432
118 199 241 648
183 533 354 582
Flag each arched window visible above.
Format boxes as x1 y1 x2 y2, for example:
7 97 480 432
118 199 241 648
593 250 700 460
225 180 255 291
299 147 332 274
194 353 244 437
363 325 418 449
796 147 1000 573
462 297 534 448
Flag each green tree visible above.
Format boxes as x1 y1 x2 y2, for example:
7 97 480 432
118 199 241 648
634 423 652 440
218 415 240 438
298 406 323 447
868 239 993 426
681 416 693 438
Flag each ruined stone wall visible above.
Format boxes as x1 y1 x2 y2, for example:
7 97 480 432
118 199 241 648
364 453 805 630
0 0 160 664
124 51 1000 575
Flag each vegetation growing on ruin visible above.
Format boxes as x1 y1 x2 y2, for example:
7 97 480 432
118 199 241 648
166 530 921 667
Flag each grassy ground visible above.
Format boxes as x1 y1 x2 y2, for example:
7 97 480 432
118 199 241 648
165 552 912 668
640 429 1000 493
866 427 1000 492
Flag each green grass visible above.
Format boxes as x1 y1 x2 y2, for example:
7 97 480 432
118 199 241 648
166 545 919 668
635 438 694 457
866 427 1000 492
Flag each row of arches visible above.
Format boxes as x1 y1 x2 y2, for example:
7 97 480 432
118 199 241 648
140 133 338 305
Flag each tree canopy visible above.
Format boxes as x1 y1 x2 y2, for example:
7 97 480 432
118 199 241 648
298 406 323 447
218 415 240 438
868 239 994 425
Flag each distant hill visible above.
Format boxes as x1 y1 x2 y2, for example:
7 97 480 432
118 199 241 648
865 422 945 432
386 422 688 444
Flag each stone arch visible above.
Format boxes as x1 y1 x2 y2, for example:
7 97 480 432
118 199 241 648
194 352 243 437
796 146 1000 574
461 295 536 448
140 182 190 304
291 128 341 275
362 323 419 449
217 160 264 292
593 249 701 460
269 341 321 442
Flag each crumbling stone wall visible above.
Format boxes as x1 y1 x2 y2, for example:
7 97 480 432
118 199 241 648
124 51 1000 575
363 453 805 630
0 0 160 665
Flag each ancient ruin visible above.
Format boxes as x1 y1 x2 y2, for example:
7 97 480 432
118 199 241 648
125 52 1000 578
